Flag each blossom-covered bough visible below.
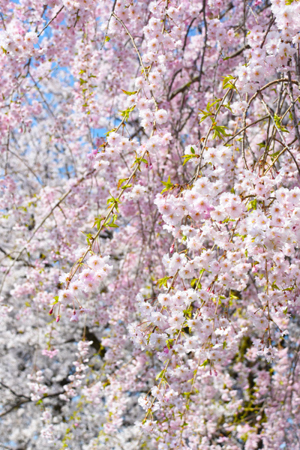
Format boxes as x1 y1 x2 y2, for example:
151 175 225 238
0 0 300 448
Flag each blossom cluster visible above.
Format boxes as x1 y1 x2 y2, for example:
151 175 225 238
1 0 300 449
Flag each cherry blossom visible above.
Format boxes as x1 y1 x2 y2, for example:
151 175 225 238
1 0 300 448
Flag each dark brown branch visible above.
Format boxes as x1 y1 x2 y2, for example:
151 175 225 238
37 6 64 37
167 68 182 100
0 391 65 418
260 15 275 49
0 381 30 400
0 247 35 268
223 45 250 60
169 74 202 101
219 2 234 20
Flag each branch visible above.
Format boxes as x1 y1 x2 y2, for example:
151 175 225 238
182 17 197 51
0 381 30 400
241 78 299 169
167 68 182 100
5 144 43 185
0 390 65 418
219 2 234 20
223 44 250 60
258 91 300 175
287 71 300 145
37 6 64 37
112 13 158 109
0 169 95 295
169 74 202 100
225 115 269 144
0 247 35 268
101 0 117 49
260 15 275 49
198 0 208 91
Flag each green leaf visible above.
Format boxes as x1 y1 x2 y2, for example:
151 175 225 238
107 196 121 211
52 296 59 305
274 114 288 132
166 339 174 350
212 124 230 139
156 369 165 380
117 178 128 189
222 75 237 90
182 154 198 165
157 276 172 288
105 128 116 137
104 213 118 228
247 199 257 211
190 278 198 288
79 78 87 85
222 103 233 113
119 105 136 122
122 90 137 95
161 176 173 194
105 36 110 42
183 392 191 398
200 359 209 367
93 217 104 230
83 232 93 245
133 157 148 170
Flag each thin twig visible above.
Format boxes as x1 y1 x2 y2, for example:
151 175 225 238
100 0 117 49
169 73 203 101
37 6 64 37
223 45 250 60
65 149 149 288
0 12 6 30
0 170 95 295
225 115 269 144
5 145 43 185
198 0 207 92
260 15 275 49
0 381 30 400
29 72 77 169
112 12 158 110
287 71 300 145
257 91 300 174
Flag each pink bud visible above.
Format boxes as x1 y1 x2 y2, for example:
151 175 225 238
56 315 60 323
170 243 174 254
49 307 54 315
